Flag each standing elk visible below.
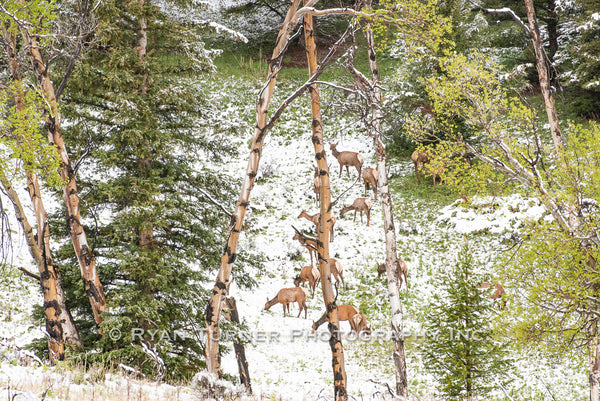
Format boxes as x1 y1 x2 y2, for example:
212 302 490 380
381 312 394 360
329 257 345 289
298 209 336 242
263 287 308 318
476 282 507 309
312 304 371 334
294 266 320 298
329 143 363 182
378 259 409 289
340 197 372 226
411 148 430 184
362 167 378 200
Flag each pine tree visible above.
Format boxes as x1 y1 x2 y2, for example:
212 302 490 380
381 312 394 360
420 243 512 400
55 0 242 379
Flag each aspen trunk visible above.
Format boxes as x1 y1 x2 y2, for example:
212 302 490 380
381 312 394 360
362 2 409 397
524 0 562 151
1 24 81 350
0 173 65 361
204 0 304 376
22 31 107 325
224 297 252 394
591 335 600 401
303 7 347 400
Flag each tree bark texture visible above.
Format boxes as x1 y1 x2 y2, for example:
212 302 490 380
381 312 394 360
0 173 65 361
362 2 409 397
303 6 347 400
204 0 305 376
224 297 252 394
1 24 82 352
22 31 107 325
524 0 562 151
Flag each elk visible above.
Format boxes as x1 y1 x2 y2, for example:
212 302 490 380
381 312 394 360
329 257 345 288
294 266 320 298
340 197 372 226
378 259 409 289
362 167 378 200
411 148 430 184
350 313 372 335
329 143 363 182
263 287 308 318
292 229 318 267
312 304 370 334
476 282 507 309
298 209 336 242
313 165 320 202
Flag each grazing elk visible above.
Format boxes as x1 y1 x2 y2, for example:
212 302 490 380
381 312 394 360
476 282 507 309
312 305 370 334
362 167 378 200
294 266 320 298
350 313 372 335
329 258 345 289
298 209 336 242
263 287 308 318
340 197 372 226
329 143 363 182
292 230 318 267
411 148 430 184
377 259 409 289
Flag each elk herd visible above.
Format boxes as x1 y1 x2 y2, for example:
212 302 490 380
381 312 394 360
262 141 506 336
263 142 380 335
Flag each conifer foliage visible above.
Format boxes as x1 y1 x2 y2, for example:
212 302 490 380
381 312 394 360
420 244 512 399
57 0 238 379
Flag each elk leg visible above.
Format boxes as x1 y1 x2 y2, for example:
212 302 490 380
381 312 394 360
366 209 370 226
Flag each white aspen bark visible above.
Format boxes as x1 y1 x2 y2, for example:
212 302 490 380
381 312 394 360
363 1 409 397
523 0 562 151
21 30 107 326
303 4 347 399
205 0 305 376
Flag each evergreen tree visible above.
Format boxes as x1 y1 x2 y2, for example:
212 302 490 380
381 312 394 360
420 243 512 400
55 0 246 379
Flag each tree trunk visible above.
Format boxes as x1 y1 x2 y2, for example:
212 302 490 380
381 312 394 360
0 173 65 361
1 23 82 350
224 297 252 394
204 0 304 376
361 2 409 397
22 30 107 326
303 6 347 400
524 0 562 151
591 335 600 401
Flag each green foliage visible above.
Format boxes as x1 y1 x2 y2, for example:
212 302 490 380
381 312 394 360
420 243 513 399
0 82 63 187
0 0 56 38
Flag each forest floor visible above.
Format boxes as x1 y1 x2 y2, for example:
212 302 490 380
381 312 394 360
0 72 590 400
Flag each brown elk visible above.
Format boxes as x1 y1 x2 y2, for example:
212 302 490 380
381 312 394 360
329 143 364 182
298 209 336 242
476 282 507 309
294 266 320 298
292 230 318 267
312 304 370 334
362 167 378 200
411 148 430 184
263 287 308 318
377 259 409 289
340 197 372 226
350 313 372 335
329 258 345 288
